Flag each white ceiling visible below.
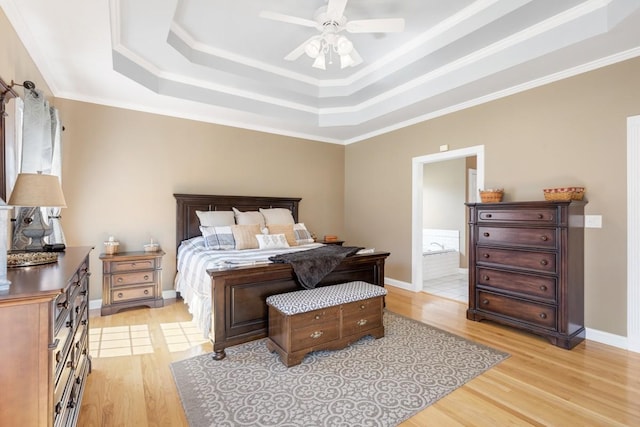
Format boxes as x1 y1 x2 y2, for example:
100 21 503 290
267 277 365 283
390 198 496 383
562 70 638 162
2 0 640 144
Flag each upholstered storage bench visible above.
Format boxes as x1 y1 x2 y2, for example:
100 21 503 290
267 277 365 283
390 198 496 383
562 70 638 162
266 281 387 367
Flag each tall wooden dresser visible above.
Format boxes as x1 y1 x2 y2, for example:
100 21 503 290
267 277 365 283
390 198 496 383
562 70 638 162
466 201 586 349
0 247 92 426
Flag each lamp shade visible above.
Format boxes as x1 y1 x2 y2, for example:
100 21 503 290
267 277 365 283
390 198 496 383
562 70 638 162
8 173 67 208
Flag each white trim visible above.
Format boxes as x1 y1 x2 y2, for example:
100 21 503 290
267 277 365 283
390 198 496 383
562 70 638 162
412 146 485 292
627 115 640 352
586 328 629 350
384 278 415 292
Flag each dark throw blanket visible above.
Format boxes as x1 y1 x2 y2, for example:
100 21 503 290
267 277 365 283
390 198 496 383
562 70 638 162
269 245 363 289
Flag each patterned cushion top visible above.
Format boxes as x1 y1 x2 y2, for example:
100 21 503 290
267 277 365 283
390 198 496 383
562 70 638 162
266 281 387 315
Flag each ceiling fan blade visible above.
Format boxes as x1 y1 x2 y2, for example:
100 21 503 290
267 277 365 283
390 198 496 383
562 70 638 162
326 0 348 20
284 35 321 61
259 10 318 28
346 18 405 33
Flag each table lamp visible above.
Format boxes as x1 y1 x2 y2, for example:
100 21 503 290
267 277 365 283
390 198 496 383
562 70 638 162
8 172 67 251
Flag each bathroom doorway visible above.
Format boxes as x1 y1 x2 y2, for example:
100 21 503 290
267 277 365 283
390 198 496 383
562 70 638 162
411 146 485 296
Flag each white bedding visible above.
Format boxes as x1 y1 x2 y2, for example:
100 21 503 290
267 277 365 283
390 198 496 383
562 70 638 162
174 236 324 337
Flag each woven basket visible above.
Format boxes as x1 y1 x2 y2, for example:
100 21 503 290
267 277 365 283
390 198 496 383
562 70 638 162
479 190 503 203
543 188 574 201
571 187 585 200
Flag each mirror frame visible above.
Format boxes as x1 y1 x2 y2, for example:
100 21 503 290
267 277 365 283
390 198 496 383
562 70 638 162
0 77 18 202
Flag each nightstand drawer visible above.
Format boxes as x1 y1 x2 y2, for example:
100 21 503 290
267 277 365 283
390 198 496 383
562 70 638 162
110 259 155 272
112 285 155 302
112 271 156 287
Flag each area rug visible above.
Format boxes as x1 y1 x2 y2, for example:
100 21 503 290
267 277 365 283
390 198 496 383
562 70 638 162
170 311 508 427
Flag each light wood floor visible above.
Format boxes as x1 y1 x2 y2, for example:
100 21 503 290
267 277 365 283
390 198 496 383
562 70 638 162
78 287 640 426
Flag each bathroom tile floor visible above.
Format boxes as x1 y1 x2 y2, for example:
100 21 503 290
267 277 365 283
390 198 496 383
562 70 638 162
423 271 468 303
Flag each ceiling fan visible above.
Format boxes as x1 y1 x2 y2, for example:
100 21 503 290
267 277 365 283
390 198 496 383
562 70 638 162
259 0 405 70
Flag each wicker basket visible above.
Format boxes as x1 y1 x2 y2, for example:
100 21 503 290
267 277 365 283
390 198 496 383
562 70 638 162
479 189 503 203
543 188 574 201
571 187 585 200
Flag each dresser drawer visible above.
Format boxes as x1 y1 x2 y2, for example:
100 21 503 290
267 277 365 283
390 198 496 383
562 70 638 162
290 320 340 352
53 311 74 385
112 285 156 302
477 268 557 302
477 208 557 224
111 270 156 287
477 291 556 330
477 247 556 273
477 226 556 249
109 258 156 272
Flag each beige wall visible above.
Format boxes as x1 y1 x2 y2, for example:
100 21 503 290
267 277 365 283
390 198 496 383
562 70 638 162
346 56 640 336
56 99 345 300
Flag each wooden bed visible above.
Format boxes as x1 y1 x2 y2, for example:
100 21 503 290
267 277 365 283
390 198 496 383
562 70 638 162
175 193 390 360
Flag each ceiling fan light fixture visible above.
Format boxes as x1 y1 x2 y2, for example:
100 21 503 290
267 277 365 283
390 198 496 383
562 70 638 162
305 39 322 58
340 53 354 69
312 54 326 70
335 35 353 55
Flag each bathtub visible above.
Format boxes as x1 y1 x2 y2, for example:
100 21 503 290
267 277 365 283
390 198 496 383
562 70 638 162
422 249 460 280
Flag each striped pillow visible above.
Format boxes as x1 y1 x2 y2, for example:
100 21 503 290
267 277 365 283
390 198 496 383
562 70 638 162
200 226 235 250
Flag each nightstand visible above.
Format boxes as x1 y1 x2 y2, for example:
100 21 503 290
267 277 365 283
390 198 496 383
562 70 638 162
317 239 345 246
99 250 165 315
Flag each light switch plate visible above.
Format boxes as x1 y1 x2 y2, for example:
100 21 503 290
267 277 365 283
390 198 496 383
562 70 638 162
585 215 602 228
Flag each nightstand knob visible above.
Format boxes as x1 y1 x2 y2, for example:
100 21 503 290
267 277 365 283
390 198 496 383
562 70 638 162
540 235 548 241
483 232 490 237
539 313 547 319
538 214 544 219
117 292 123 298
483 253 490 258
144 290 149 295
117 277 123 283
144 275 149 280
483 275 489 281
481 299 489 305
486 214 492 218
540 259 548 266
539 285 547 291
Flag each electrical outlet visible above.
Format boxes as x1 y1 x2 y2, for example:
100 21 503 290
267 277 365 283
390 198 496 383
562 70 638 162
439 144 449 152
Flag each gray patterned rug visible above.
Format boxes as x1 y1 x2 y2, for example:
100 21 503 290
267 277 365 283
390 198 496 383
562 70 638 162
170 311 508 427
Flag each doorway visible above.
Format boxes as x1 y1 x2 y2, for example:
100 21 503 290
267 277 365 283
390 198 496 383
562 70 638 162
411 146 485 293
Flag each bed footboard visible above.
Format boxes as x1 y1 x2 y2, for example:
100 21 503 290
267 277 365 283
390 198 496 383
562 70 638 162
207 251 389 360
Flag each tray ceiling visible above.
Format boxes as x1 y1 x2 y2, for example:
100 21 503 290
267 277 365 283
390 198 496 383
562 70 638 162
2 0 640 144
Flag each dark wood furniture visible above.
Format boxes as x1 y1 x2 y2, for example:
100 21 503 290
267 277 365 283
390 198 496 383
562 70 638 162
317 239 345 246
266 283 386 367
466 200 586 349
99 250 165 315
175 193 390 360
0 247 92 426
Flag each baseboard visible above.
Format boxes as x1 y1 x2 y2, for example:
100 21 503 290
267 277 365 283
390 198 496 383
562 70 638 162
585 327 633 352
89 290 177 312
384 277 415 291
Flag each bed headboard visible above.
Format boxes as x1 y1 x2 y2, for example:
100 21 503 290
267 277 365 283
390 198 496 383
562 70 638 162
174 194 301 248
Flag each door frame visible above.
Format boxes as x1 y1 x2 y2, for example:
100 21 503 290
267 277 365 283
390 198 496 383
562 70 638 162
411 145 485 292
628 115 640 352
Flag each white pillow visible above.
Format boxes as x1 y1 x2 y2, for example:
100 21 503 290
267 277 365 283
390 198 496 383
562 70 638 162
255 233 290 250
259 208 295 225
294 223 314 244
232 207 266 228
200 226 235 250
196 210 235 227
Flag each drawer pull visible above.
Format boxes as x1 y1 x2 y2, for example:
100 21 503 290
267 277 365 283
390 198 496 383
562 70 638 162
540 259 548 266
483 232 490 237
117 292 123 298
55 402 62 415
314 314 321 320
81 319 88 326
481 299 489 305
357 319 368 326
144 290 149 295
132 263 136 267
310 331 323 339
486 214 492 218
483 253 490 258
539 285 548 291
538 213 544 219
80 290 87 296
55 350 62 363
144 275 150 280
539 313 547 319
57 300 69 310
482 275 490 281
540 235 548 241
360 304 366 310
117 277 123 283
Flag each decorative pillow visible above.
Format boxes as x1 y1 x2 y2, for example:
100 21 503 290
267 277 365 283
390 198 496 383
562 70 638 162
267 224 298 247
231 224 262 250
294 223 314 244
232 207 265 228
255 233 290 250
200 226 235 250
259 208 295 225
196 210 235 227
